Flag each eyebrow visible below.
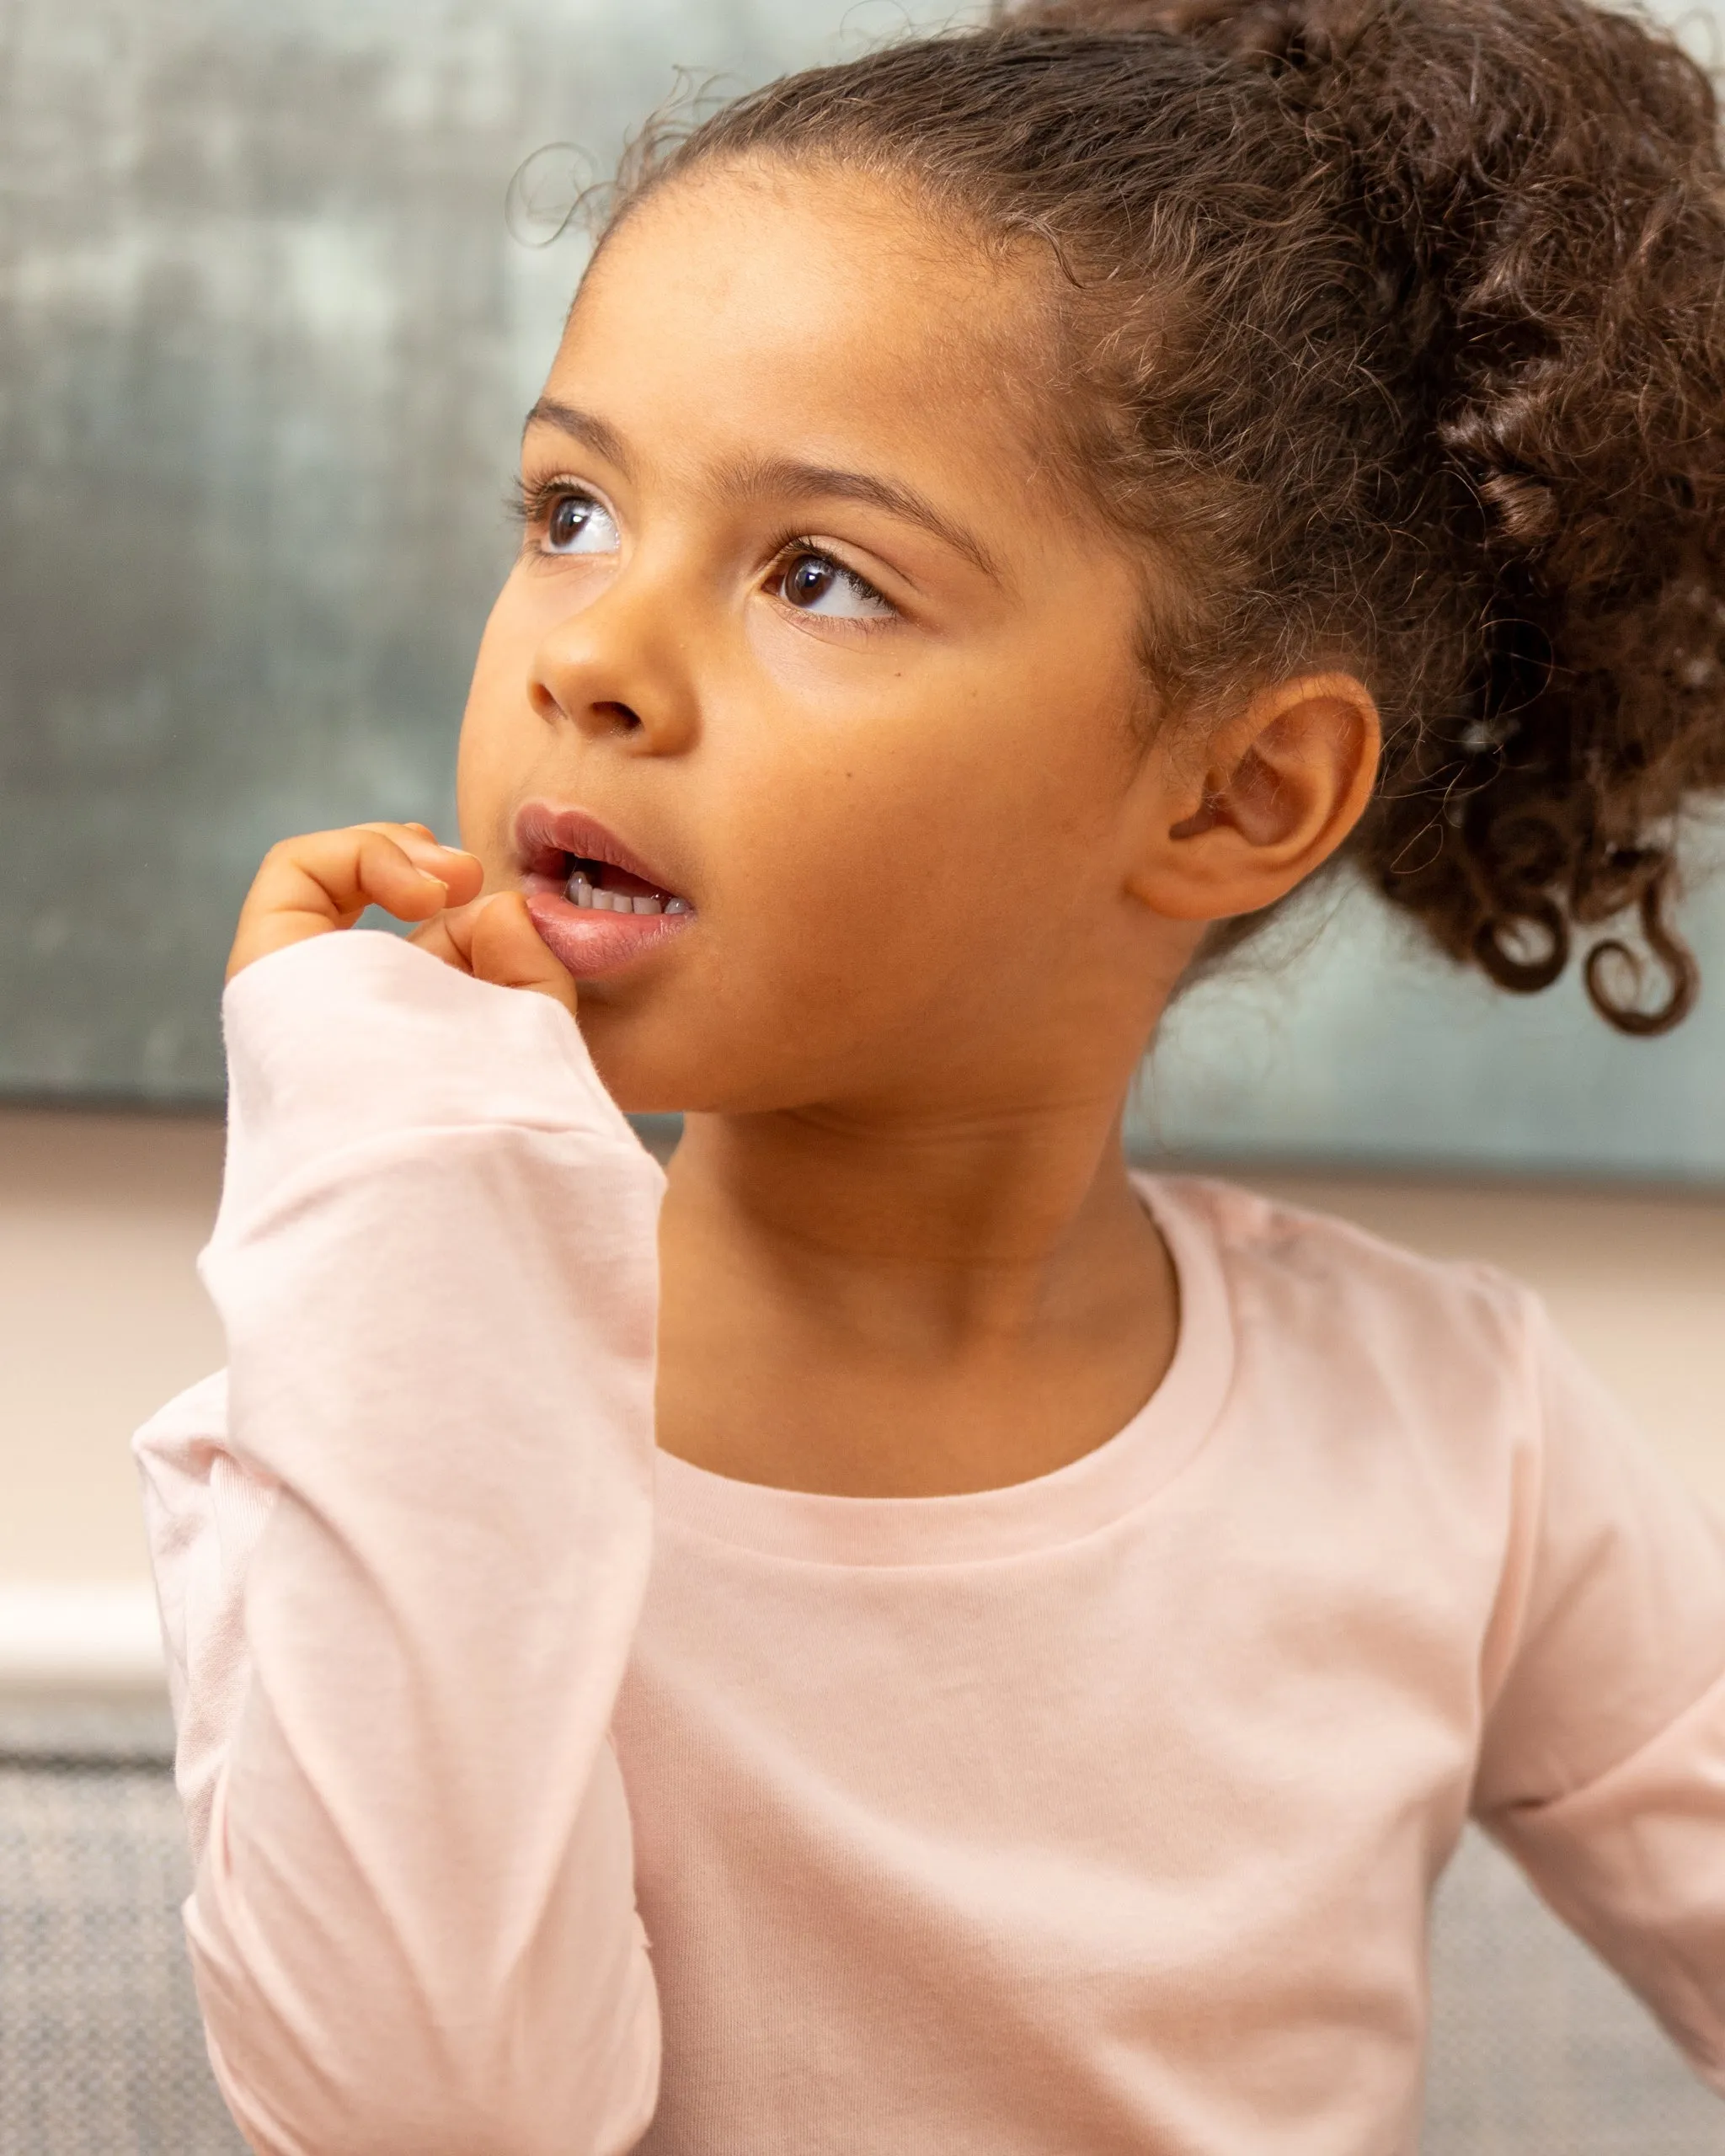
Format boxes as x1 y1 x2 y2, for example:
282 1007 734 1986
727 456 1001 582
523 398 633 475
522 398 1002 584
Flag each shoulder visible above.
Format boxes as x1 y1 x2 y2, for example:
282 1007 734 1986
1144 1169 1533 1344
1140 1171 1545 1485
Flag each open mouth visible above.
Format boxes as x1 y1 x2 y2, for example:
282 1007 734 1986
514 802 696 979
558 856 690 917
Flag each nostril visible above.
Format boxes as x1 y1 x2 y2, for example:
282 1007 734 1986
527 680 644 734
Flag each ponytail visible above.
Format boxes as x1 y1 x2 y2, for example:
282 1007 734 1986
1052 0 1725 1027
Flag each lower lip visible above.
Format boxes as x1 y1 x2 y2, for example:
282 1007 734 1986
525 889 695 980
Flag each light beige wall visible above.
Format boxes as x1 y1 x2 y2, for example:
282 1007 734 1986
1246 1172 1725 1513
2 1104 1722 1605
1 1107 224 1586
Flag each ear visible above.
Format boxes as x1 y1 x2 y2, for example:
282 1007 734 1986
1125 672 1381 922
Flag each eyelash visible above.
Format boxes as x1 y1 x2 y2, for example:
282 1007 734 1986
508 476 898 625
759 526 895 624
507 473 580 533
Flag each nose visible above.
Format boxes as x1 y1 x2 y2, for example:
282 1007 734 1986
527 567 700 754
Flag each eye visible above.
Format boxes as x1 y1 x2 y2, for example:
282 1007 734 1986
775 548 893 622
542 489 619 557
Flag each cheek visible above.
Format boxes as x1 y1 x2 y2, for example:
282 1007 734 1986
705 658 1122 1006
455 588 542 867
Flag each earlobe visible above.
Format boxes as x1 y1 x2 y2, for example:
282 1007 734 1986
1126 672 1381 923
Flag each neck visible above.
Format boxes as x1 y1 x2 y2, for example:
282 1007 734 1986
654 1081 1178 1497
670 1091 1147 1328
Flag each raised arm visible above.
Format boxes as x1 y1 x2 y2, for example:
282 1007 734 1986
138 910 665 2156
1474 1295 1725 2093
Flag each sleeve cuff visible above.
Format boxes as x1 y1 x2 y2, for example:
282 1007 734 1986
216 931 648 1230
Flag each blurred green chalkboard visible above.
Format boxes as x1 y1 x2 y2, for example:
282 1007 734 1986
0 0 910 1098
1 0 1721 1183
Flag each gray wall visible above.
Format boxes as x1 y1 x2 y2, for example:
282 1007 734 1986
2 0 1721 1180
1141 872 1725 1181
0 0 901 1098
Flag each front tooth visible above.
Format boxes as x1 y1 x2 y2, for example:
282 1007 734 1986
633 895 661 915
593 889 614 910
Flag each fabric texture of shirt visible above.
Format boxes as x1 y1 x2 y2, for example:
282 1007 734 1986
134 931 1725 2154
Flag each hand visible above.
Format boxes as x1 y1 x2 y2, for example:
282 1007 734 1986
227 823 576 1014
409 888 579 1017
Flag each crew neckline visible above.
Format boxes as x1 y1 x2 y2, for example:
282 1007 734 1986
651 1174 1235 1568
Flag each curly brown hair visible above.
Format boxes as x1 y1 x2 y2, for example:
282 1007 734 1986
610 0 1725 1031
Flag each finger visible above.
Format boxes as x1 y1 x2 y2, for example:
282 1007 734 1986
229 827 473 979
355 824 485 906
250 828 442 931
405 909 473 973
466 892 579 1016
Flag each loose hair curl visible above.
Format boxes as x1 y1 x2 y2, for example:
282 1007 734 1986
611 0 1725 1030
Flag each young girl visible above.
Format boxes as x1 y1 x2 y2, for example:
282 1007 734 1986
135 0 1725 2148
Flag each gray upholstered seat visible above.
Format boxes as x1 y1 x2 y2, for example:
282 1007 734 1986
0 1703 244 2155
1426 1824 1723 2153
2 1700 1719 2153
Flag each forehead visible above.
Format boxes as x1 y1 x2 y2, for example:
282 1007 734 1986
546 159 1049 500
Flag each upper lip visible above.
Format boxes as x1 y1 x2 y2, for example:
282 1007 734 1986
512 801 686 899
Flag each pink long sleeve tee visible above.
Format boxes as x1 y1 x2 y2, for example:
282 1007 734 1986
134 931 1725 2154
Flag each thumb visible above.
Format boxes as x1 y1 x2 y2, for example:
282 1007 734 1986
467 892 579 1017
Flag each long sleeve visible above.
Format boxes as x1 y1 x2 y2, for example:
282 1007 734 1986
133 1366 273 1865
133 931 666 2156
1473 1294 1725 2091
